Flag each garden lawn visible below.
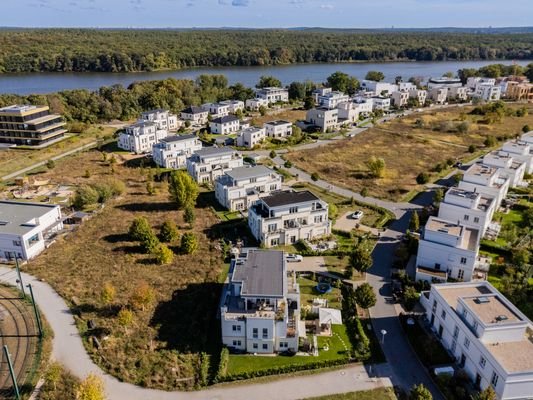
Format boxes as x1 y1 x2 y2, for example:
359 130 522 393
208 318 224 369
298 276 342 310
226 324 352 377
303 387 397 400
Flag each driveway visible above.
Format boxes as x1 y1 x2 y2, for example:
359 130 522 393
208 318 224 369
333 212 381 236
286 256 325 273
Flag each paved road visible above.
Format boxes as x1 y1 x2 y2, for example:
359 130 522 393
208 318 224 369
0 266 392 400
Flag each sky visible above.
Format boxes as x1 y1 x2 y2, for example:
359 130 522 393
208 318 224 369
2 0 533 28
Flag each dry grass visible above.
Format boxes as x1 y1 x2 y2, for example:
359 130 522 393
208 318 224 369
22 149 232 390
287 104 533 201
251 109 306 126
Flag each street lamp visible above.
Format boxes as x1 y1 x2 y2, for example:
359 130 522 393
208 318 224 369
380 329 387 344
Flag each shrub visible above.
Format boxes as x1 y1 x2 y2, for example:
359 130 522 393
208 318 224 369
184 205 196 225
72 185 100 209
269 150 276 159
484 136 497 147
160 220 179 242
181 232 198 254
310 172 319 181
130 282 156 311
468 144 476 153
456 121 470 133
146 181 156 196
353 318 371 360
403 286 419 311
129 217 153 242
354 283 376 310
46 159 55 169
523 124 531 133
117 308 134 327
365 156 386 178
198 352 210 387
76 373 105 400
284 160 293 168
409 383 432 400
153 243 174 265
215 347 229 382
416 172 430 184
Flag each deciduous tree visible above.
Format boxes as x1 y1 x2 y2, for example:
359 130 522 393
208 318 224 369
354 282 376 310
168 170 199 209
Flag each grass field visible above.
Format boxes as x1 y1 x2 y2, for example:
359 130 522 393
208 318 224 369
286 104 533 201
303 387 397 400
299 276 342 310
250 109 306 127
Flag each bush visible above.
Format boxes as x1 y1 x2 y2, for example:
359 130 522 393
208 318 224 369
403 286 419 311
129 217 153 242
184 205 196 225
198 352 210 387
160 220 179 242
284 160 293 168
46 159 55 169
153 243 174 265
269 150 276 159
365 156 386 178
181 232 198 254
468 144 476 153
484 136 497 147
310 172 319 181
72 185 100 209
215 347 229 382
416 172 430 184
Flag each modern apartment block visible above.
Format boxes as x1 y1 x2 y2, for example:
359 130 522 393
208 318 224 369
500 140 533 174
220 100 245 114
215 166 282 211
316 91 350 109
0 105 67 146
186 147 243 183
140 109 178 131
220 249 301 354
118 121 168 154
420 282 533 400
391 90 409 108
0 201 63 261
306 108 338 132
248 190 330 248
264 120 293 138
236 127 265 149
473 84 502 102
152 134 202 169
202 102 230 118
483 152 527 188
255 87 289 104
427 77 462 90
428 87 448 104
458 164 510 205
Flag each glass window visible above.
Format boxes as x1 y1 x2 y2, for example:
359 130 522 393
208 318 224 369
491 372 499 387
464 337 470 349
262 328 268 338
262 344 268 350
252 328 258 339
480 356 486 368
441 310 447 320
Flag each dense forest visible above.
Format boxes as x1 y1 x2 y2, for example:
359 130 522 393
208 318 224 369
1 29 533 73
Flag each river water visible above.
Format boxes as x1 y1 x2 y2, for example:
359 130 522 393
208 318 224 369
0 60 530 95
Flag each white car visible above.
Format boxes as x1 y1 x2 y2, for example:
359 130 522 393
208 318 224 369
286 254 303 262
351 210 364 220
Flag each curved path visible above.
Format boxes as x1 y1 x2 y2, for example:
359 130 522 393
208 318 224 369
0 267 392 400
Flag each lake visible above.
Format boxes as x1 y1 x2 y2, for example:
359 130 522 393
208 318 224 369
0 60 530 95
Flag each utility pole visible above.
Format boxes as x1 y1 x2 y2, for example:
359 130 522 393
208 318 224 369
27 284 43 338
14 256 25 298
3 345 21 400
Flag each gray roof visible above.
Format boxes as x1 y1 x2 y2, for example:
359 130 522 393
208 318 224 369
193 146 236 158
128 120 156 129
0 201 60 236
232 250 285 297
262 190 319 208
161 133 197 143
226 165 274 181
181 106 206 114
212 115 239 124
264 120 291 126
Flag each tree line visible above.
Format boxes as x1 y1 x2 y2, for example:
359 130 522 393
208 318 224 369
1 29 533 73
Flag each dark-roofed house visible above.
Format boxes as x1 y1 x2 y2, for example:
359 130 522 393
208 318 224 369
152 134 202 169
180 106 209 125
214 165 282 211
220 249 301 354
209 115 240 135
248 190 330 248
186 147 243 183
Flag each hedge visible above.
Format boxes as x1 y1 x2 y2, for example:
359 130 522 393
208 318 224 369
214 347 229 383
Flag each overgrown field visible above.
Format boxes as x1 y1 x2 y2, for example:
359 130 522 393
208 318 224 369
286 104 533 201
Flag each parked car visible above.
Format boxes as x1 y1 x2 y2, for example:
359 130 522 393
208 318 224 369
286 254 303 262
351 210 364 220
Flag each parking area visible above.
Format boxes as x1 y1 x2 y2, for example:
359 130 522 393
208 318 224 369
286 256 326 273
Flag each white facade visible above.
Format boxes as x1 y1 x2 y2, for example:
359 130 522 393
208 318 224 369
141 109 179 131
236 127 266 149
467 77 496 90
220 100 245 114
264 120 293 138
152 134 202 169
421 282 533 400
118 121 167 154
202 102 230 118
459 164 510 205
371 96 390 111
398 82 416 91
473 84 501 102
337 101 360 123
360 80 398 95
312 87 332 103
501 140 533 174
482 152 527 188
429 88 448 104
248 190 331 248
317 91 350 109
353 98 374 115
210 115 240 135
220 250 301 354
186 147 244 183
391 91 409 108
0 201 63 261
180 106 209 125
438 188 496 237
415 217 480 283
448 86 469 101
215 166 282 211
408 89 427 105
245 97 269 111
256 87 289 104
306 108 338 133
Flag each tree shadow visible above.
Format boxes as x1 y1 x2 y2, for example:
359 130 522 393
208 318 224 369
196 191 219 210
116 201 177 213
150 282 223 354
204 219 258 247
102 233 131 243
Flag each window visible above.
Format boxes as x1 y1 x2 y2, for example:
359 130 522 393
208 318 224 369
474 217 480 223
464 215 469 221
270 238 279 246
232 325 241 332
451 339 457 353
432 300 437 313
441 310 447 320
279 342 288 348
458 269 465 280
232 340 241 346
262 328 268 338
479 356 486 368
268 223 277 232
253 343 258 349
12 240 21 247
262 344 268 350
314 216 323 223
462 309 468 320
464 337 470 349
491 372 499 387
460 257 467 265
289 207 298 214
473 321 479 334
252 328 258 339
453 326 459 339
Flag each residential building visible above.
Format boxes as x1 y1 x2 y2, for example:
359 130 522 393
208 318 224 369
312 87 332 103
438 188 496 237
306 108 338 132
371 96 390 111
420 281 533 400
398 82 416 91
152 134 202 169
415 217 481 283
427 77 462 90
501 140 533 174
448 86 469 101
353 98 374 115
0 105 67 147
391 91 409 108
458 164 510 205
186 147 243 183
0 201 63 261
337 101 360 123
248 190 330 248
118 121 167 154
236 127 266 149
408 88 427 105
483 152 527 187
210 115 240 135
360 80 398 95
428 88 448 104
220 249 301 354
264 120 292 138
317 91 350 109
466 77 496 90
505 81 533 102
180 106 209 125
202 102 230 118
255 87 289 104
473 84 501 102
215 166 282 211
140 109 178 131
245 97 269 111
220 100 245 114
520 131 533 145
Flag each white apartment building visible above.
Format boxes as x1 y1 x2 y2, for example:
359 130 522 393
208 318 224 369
236 127 266 149
220 249 301 354
210 115 240 135
429 87 448 104
408 88 427 105
458 164 510 205
0 201 63 261
317 91 350 109
141 109 179 131
360 80 398 95
353 98 374 115
220 100 245 114
152 134 202 169
420 282 533 400
427 77 462 90
521 131 533 145
180 106 209 125
448 86 469 101
245 97 269 111
438 188 496 237
415 217 481 283
256 87 289 104
337 101 360 123
398 82 416 91
467 77 496 90
501 140 533 174
118 121 167 154
264 120 293 138
483 152 527 188
248 190 331 248
202 102 230 118
312 87 332 103
371 96 390 111
215 166 282 211
306 108 338 133
391 91 409 108
186 147 243 183
473 84 501 102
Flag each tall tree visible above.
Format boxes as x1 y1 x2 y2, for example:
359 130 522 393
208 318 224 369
365 70 385 82
168 170 199 209
409 211 420 232
326 71 360 95
354 282 377 310
409 384 432 400
349 240 374 273
256 75 282 88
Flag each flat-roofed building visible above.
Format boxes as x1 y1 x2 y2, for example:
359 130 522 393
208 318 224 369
428 87 448 104
264 120 292 138
505 81 533 102
500 140 533 174
317 91 350 109
220 100 245 114
118 120 168 154
391 90 409 108
236 127 265 149
215 166 282 211
458 164 510 205
448 86 469 101
0 105 67 147
152 134 202 169
255 87 289 104
473 84 501 102
483 152 527 187
186 147 243 183
306 108 338 133
0 201 63 261
245 97 269 111
427 77 462 90
420 281 533 400
202 102 230 118
371 96 391 111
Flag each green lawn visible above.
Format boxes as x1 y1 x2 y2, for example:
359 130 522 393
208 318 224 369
215 209 244 221
298 276 342 310
226 324 352 377
302 388 397 400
